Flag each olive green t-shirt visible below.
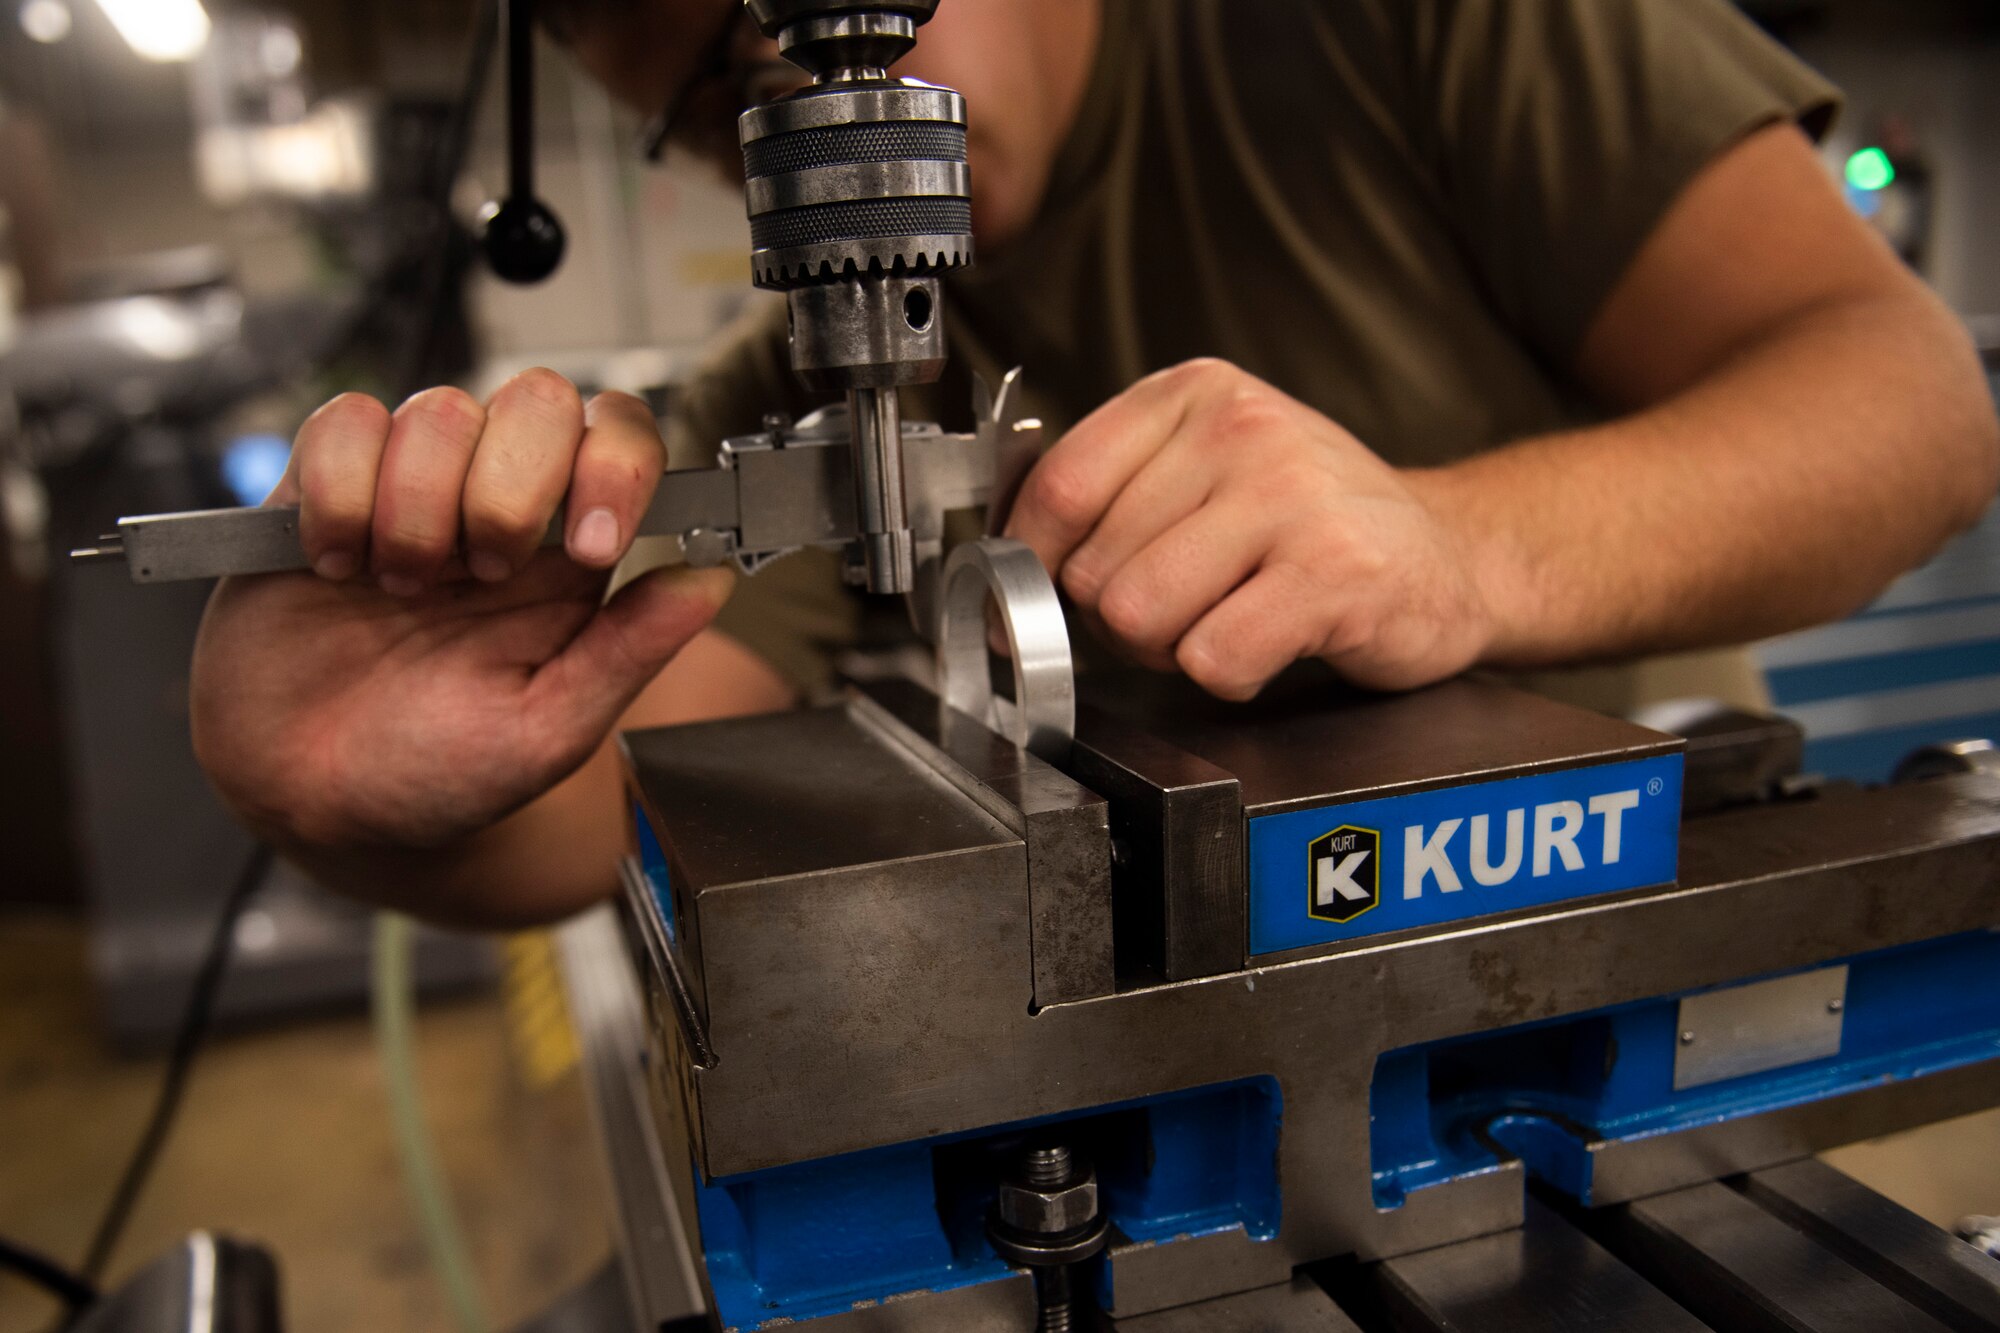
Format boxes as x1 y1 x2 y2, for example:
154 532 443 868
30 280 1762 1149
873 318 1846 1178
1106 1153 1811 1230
668 0 1839 715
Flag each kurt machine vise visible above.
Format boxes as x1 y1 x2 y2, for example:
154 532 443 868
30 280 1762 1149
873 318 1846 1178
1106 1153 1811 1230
76 2 2000 1329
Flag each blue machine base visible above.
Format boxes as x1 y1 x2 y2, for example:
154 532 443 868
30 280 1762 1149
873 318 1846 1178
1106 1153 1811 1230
692 1077 1282 1331
1370 930 2000 1210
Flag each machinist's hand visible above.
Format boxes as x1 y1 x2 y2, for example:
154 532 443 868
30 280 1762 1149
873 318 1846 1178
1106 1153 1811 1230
190 371 735 852
1005 359 1496 700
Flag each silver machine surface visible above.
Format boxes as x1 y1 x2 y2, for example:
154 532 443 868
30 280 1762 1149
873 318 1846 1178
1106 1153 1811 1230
75 1 2000 1327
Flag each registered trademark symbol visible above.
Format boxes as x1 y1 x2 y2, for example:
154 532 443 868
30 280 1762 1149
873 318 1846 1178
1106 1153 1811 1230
1647 777 1665 797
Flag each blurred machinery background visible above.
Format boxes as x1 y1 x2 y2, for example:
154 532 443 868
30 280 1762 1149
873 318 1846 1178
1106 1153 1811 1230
0 0 1994 1329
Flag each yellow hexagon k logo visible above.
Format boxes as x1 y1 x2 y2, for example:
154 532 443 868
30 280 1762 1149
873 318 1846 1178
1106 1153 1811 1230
1308 825 1380 924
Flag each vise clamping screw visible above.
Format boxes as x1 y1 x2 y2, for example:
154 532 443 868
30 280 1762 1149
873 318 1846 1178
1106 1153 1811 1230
987 1144 1110 1332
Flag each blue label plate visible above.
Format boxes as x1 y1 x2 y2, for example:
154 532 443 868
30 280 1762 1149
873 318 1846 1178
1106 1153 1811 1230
1248 755 1683 954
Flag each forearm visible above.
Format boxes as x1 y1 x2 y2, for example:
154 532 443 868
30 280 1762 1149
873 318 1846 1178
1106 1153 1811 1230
1415 292 2000 670
278 746 629 929
279 628 796 928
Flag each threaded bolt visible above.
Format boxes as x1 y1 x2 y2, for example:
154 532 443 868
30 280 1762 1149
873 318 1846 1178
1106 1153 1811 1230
1006 1144 1089 1331
1033 1264 1074 1332
1022 1145 1072 1189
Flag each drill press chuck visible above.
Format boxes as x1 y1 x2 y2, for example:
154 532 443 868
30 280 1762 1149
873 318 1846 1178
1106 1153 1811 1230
736 0 976 595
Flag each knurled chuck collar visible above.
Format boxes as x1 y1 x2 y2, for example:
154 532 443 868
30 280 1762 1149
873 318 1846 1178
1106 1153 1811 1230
736 1 973 290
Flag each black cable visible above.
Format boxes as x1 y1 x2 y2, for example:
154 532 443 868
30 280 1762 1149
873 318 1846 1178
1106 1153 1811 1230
78 841 275 1286
397 0 503 403
0 1234 97 1312
441 0 505 218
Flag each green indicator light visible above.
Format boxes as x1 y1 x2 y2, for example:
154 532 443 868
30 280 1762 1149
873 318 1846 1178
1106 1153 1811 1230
1846 146 1896 193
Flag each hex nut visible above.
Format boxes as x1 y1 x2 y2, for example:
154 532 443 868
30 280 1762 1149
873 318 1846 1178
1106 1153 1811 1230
997 1174 1098 1235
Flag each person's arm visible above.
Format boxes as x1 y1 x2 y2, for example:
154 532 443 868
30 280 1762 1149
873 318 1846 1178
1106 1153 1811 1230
191 377 795 930
1003 124 1999 700
192 288 828 929
285 628 795 928
1415 122 1999 669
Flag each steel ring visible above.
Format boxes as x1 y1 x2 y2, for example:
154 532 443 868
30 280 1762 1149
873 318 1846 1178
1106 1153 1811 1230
935 538 1074 760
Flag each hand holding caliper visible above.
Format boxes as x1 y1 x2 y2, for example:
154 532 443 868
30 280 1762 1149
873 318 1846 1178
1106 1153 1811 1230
182 379 737 862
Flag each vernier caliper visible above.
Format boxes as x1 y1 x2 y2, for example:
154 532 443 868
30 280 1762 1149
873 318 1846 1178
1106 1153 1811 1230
67 386 1025 587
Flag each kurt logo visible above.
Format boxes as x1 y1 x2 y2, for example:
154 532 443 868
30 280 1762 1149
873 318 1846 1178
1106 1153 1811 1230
1250 755 1682 954
1308 825 1379 923
1402 790 1641 899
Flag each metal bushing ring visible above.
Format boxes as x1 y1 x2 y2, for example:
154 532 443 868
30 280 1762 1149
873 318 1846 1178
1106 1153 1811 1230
935 538 1074 761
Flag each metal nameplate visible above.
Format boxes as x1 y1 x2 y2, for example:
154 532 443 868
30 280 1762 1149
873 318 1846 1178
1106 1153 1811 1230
1673 964 1849 1091
1247 754 1684 954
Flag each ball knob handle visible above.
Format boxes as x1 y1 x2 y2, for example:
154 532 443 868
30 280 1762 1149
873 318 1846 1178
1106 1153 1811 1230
479 196 567 286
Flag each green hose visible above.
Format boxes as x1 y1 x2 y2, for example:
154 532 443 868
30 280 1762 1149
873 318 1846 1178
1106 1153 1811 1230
372 913 491 1333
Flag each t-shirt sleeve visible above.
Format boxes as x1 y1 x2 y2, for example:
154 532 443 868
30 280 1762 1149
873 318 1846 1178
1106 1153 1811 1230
662 296 800 466
1411 0 1841 364
664 297 861 700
